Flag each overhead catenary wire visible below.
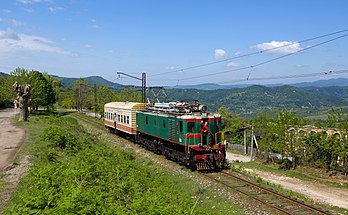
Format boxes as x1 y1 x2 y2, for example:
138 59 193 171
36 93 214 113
153 32 348 83
217 69 348 84
149 28 348 78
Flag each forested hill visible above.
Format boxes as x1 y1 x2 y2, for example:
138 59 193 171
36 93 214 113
54 75 348 117
0 72 9 77
166 85 348 117
55 75 123 89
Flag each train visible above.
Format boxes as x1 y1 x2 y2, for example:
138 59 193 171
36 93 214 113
104 101 226 171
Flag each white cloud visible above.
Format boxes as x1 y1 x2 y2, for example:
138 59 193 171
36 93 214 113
9 19 24 27
17 0 52 4
0 29 72 55
253 41 303 54
84 44 92 48
214 49 228 59
0 29 20 40
165 66 176 70
23 8 34 13
88 19 100 28
49 7 64 13
226 62 239 67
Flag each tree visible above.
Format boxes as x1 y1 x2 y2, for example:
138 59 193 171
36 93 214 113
73 78 90 111
28 71 56 111
13 81 31 121
120 87 141 102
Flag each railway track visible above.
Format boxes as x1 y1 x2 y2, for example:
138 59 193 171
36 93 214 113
71 112 330 215
202 171 329 215
71 112 105 129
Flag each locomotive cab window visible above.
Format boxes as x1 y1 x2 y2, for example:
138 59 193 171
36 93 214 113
187 122 194 133
179 121 183 133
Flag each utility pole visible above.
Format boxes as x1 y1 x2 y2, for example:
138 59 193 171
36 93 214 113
117 72 146 103
94 83 97 117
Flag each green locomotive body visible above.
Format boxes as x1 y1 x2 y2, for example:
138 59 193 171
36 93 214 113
105 101 226 170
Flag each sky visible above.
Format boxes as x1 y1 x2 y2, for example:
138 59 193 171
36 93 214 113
0 0 348 86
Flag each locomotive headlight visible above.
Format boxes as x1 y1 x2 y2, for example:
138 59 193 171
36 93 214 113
199 104 208 113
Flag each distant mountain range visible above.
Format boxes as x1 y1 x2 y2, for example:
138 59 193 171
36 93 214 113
2 71 347 117
1 71 347 89
0 72 9 77
53 75 123 89
166 85 348 116
171 78 348 90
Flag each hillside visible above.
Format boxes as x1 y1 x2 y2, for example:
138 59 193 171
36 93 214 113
55 75 123 89
301 86 348 100
166 85 348 117
172 78 348 90
0 72 9 77
53 75 348 117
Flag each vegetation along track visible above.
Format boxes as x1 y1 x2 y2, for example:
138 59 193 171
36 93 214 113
202 171 329 215
72 112 330 214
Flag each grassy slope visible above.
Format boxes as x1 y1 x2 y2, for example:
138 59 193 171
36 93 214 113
2 112 245 214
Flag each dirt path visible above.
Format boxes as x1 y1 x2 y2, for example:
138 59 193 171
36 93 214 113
227 152 348 210
0 108 26 170
0 108 27 211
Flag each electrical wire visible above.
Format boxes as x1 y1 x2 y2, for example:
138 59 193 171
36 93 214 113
217 69 348 84
149 28 348 78
169 33 348 82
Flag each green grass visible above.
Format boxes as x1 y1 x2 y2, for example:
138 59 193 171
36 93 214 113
2 112 245 214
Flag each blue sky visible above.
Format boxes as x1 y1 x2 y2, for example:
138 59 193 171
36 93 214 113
0 0 347 86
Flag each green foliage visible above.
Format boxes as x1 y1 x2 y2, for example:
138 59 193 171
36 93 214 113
41 126 78 150
0 68 57 110
28 70 56 110
166 85 348 117
4 113 243 214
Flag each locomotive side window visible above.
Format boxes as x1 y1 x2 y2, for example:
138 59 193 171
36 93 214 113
154 117 157 126
163 119 166 128
187 122 194 133
179 121 183 133
146 116 148 125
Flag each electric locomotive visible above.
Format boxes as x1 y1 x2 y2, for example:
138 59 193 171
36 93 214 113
104 101 226 171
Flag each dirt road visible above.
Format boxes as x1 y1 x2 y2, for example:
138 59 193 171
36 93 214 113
0 108 25 170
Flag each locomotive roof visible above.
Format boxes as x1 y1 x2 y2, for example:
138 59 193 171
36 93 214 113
104 102 146 110
137 110 221 119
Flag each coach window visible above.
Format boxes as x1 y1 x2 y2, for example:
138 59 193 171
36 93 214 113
163 119 166 129
179 121 183 133
146 116 148 125
124 116 126 124
187 122 194 133
127 116 129 124
118 115 120 122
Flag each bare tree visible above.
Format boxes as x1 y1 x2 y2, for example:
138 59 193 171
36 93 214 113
13 81 31 121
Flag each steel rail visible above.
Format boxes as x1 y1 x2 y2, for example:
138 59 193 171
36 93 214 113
202 171 328 215
71 113 329 214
